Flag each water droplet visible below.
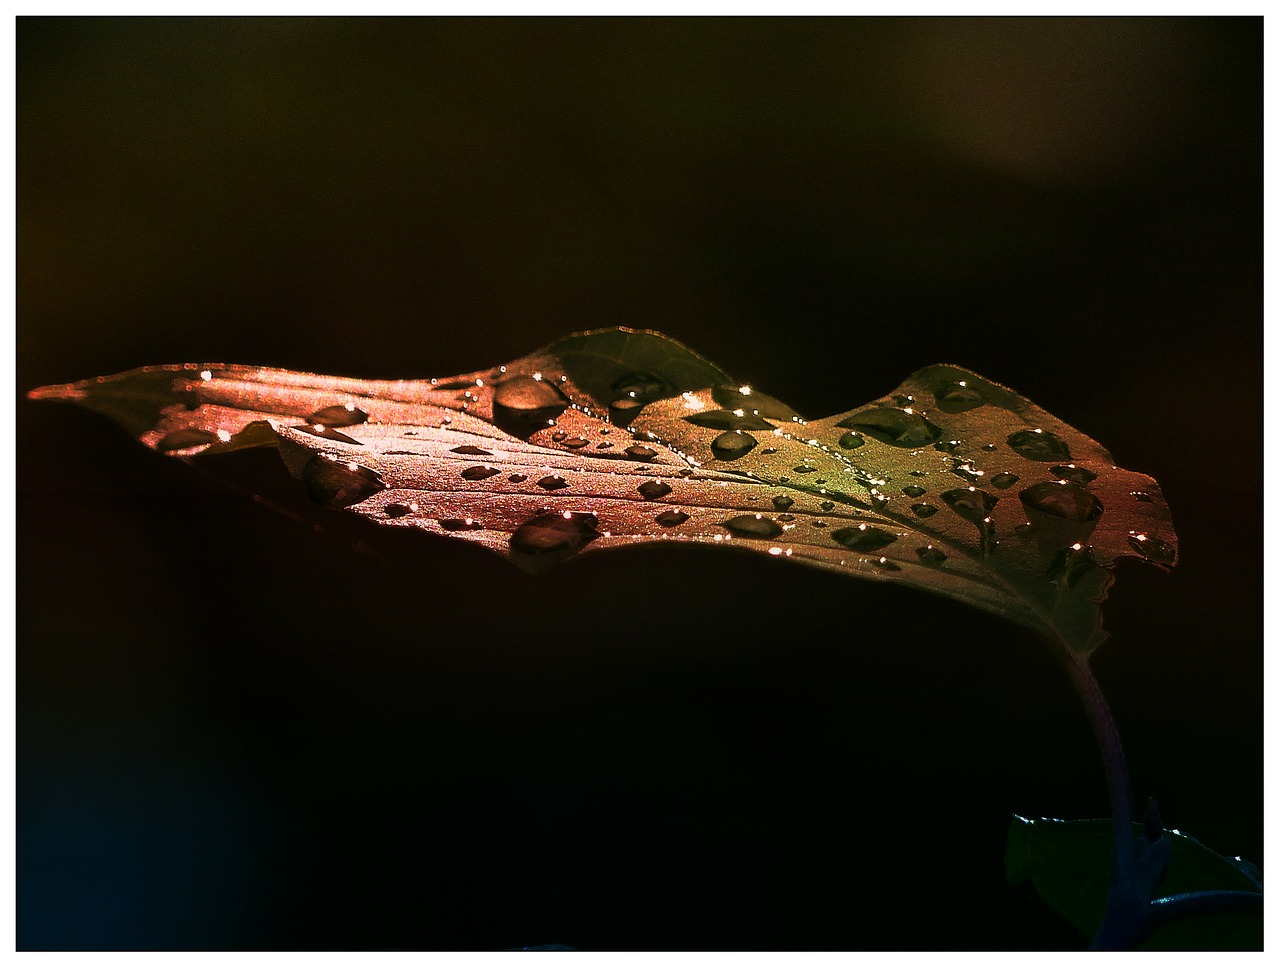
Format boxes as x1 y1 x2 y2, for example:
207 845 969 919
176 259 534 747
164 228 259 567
812 520 827 528
461 465 500 481
493 374 570 436
625 444 658 461
911 503 938 518
552 431 568 442
1131 490 1154 503
869 490 889 511
710 430 757 460
760 447 778 455
819 500 835 512
1019 481 1102 522
934 439 962 455
294 424 363 445
1046 544 1099 586
792 464 818 474
300 456 385 508
871 557 901 571
451 445 493 456
384 503 414 518
831 524 898 552
837 432 865 450
941 487 998 523
949 459 983 483
982 443 998 452
510 511 600 556
596 442 612 449
916 546 947 564
157 428 218 451
637 480 673 500
655 509 689 527
1127 532 1175 564
836 408 942 448
609 374 669 423
902 485 926 498
772 495 794 510
307 404 369 427
1050 464 1097 486
776 514 795 522
933 383 986 413
892 394 913 406
722 514 783 539
537 475 568 490
1007 429 1071 462
439 517 485 531
509 473 528 483
684 410 773 431
990 472 1020 489
562 436 589 448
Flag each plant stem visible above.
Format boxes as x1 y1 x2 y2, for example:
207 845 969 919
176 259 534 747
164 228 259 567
1149 891 1264 927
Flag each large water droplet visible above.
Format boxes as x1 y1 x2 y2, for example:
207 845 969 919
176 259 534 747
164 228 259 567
609 374 669 424
772 495 794 510
722 514 783 539
307 404 369 427
1127 533 1175 564
941 487 998 523
837 432 865 450
301 456 386 508
655 509 689 527
461 465 500 481
684 410 773 431
561 436 589 449
625 445 658 461
916 546 947 564
1050 464 1097 486
493 374 570 436
384 503 414 518
157 428 218 451
1019 481 1102 522
439 517 485 531
990 472 1020 490
902 485 926 498
537 475 568 490
837 408 943 448
792 464 817 474
451 445 493 456
831 524 898 552
710 430 757 460
510 511 600 556
911 503 938 518
933 383 986 413
1007 429 1071 462
637 480 673 500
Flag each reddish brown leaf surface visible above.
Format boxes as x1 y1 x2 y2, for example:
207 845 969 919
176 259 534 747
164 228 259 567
30 328 1176 655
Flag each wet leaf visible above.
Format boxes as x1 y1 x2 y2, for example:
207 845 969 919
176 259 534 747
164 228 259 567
29 328 1175 655
1006 816 1261 950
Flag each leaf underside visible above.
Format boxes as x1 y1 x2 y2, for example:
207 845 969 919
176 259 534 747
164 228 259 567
30 327 1177 655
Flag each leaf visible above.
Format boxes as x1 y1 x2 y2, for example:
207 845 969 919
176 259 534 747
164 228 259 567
29 327 1176 655
1006 816 1262 950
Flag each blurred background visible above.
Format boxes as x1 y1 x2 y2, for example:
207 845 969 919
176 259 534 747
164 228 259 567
17 17 1261 950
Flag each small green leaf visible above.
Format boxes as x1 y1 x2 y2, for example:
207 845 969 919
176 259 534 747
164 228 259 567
30 327 1176 655
1006 816 1261 950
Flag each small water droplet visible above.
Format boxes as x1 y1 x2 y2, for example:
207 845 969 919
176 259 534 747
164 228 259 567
1131 490 1154 503
837 432 865 450
451 445 493 456
949 459 983 483
792 464 817 474
1019 481 1102 522
916 546 947 564
934 439 962 455
294 424 363 445
1127 532 1175 564
655 509 689 527
1007 429 1071 462
510 511 600 556
871 557 901 571
509 473 528 483
902 485 926 498
837 408 942 448
831 524 898 552
384 503 414 518
722 514 783 539
710 430 757 460
562 436 589 448
301 456 385 508
308 404 369 427
869 490 889 511
461 465 500 481
596 442 612 449
982 443 998 452
1050 464 1097 486
819 500 835 512
776 514 795 522
812 520 827 528
552 431 568 442
625 444 658 461
911 503 938 518
439 517 485 531
772 495 794 510
537 475 568 490
157 428 218 451
637 480 673 500
760 447 778 455
493 374 570 436
990 472 1020 489
934 383 986 413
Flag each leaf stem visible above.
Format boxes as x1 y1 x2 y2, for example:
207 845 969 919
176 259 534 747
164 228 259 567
1148 890 1263 927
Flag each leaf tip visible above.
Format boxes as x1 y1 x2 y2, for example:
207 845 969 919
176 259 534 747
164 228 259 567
28 381 85 402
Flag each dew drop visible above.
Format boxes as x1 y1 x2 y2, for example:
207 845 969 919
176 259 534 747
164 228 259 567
510 511 600 556
1131 490 1154 503
902 485 926 498
831 524 898 552
552 431 568 442
300 456 385 508
911 503 938 518
493 374 570 436
837 431 865 450
1007 429 1071 462
384 503 414 518
933 383 986 413
941 487 998 523
990 472 1020 490
819 500 835 512
760 447 778 455
637 480 673 500
461 465 500 481
776 514 795 522
1127 532 1175 564
451 445 493 456
934 439 962 456
294 424 363 445
307 404 369 427
812 520 827 528
792 464 817 474
1019 481 1102 522
1050 464 1097 486
509 473 528 483
562 436 589 449
535 474 569 490
772 495 794 510
710 430 758 460
439 517 485 531
916 546 947 564
157 428 218 451
655 509 690 527
721 514 783 539
837 408 942 448
624 444 658 461
869 490 889 512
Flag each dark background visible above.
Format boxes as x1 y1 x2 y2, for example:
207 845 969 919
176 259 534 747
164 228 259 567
17 17 1261 950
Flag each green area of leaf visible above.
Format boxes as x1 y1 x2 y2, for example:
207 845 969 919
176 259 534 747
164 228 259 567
1006 816 1262 950
29 327 1176 655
